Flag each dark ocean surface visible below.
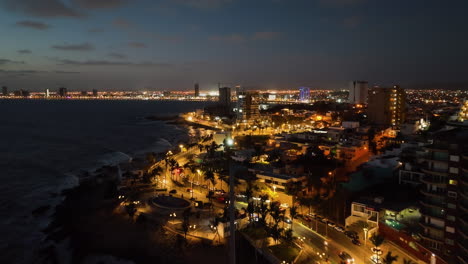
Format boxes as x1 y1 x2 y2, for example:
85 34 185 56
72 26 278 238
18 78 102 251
0 99 210 263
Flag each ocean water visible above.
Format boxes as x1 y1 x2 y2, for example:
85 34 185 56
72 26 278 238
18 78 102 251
0 99 210 264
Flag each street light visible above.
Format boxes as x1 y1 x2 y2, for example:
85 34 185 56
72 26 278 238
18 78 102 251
273 185 277 193
363 228 368 246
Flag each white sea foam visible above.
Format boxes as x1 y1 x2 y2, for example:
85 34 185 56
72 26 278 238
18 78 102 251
0 99 208 264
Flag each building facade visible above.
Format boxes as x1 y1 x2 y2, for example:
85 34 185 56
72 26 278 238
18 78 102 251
58 87 68 97
368 85 406 126
194 83 200 97
236 91 260 124
418 126 468 263
2 86 7 96
348 80 368 104
299 86 311 102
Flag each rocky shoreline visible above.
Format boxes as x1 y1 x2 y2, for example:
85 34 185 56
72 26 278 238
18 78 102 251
35 115 224 264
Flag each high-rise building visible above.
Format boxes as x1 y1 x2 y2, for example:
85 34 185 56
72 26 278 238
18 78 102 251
93 89 98 97
348 81 369 104
367 85 406 126
2 86 7 96
194 83 200 97
219 86 231 106
418 126 468 263
45 89 50 98
58 87 68 97
458 100 468 123
236 91 260 124
299 87 311 102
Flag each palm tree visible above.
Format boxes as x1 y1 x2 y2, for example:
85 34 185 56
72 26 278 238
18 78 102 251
217 173 227 191
283 228 294 244
370 233 385 248
270 224 283 245
204 170 216 190
150 166 163 186
382 251 398 264
370 233 385 263
289 206 298 230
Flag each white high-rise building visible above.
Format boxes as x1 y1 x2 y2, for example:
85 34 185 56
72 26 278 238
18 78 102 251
348 81 368 104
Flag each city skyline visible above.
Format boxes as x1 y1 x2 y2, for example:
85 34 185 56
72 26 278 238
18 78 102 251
0 0 467 91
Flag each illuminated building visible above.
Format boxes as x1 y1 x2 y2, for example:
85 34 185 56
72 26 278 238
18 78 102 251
368 85 406 126
236 91 260 124
45 89 50 98
218 86 231 114
418 126 468 263
348 81 368 104
58 87 68 97
93 89 98 97
458 100 468 123
194 83 200 97
299 86 310 102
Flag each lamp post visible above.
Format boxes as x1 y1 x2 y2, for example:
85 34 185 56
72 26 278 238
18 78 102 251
225 135 236 264
363 228 368 246
430 253 436 264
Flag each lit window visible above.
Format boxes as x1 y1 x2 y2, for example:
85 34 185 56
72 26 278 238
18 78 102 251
447 215 456 221
446 226 455 233
447 191 457 198
449 155 460 162
449 167 459 174
449 179 458 185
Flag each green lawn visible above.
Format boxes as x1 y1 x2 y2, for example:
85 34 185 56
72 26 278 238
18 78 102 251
241 226 268 240
268 243 300 263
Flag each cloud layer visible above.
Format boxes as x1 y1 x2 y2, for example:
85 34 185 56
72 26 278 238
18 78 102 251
16 20 51 30
52 43 95 51
2 0 83 17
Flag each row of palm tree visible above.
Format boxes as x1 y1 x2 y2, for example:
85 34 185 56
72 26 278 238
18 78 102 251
369 233 416 264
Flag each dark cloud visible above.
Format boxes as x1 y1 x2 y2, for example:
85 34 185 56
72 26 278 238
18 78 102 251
343 16 362 28
170 0 232 9
0 58 25 65
88 28 105 33
210 32 281 42
108 52 127 59
0 69 79 76
16 20 51 30
252 31 281 40
2 0 83 18
54 70 80 74
318 0 366 7
209 34 246 43
55 58 171 67
17 49 32 54
52 43 95 51
73 0 128 9
112 18 134 29
128 42 146 48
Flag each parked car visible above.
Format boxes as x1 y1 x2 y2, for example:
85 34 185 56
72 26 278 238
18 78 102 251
283 217 292 224
303 215 312 222
327 221 336 227
319 217 328 224
344 231 359 240
169 189 177 194
351 239 361 246
186 188 193 193
335 226 345 232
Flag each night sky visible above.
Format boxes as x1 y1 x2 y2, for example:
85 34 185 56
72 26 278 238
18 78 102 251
0 0 467 91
